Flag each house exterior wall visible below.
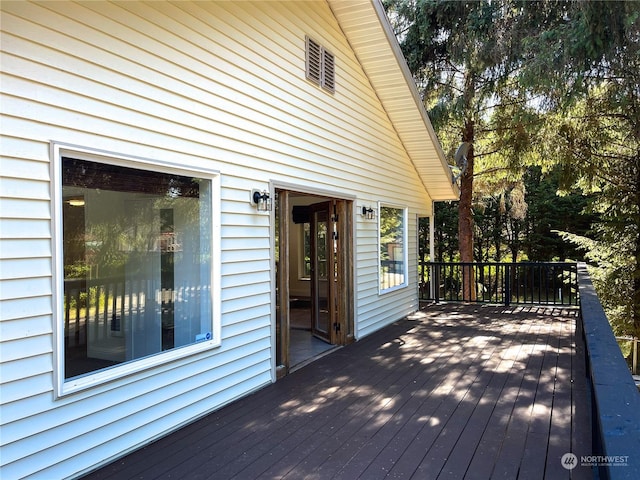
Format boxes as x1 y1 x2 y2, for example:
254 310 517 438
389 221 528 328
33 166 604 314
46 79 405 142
0 1 433 478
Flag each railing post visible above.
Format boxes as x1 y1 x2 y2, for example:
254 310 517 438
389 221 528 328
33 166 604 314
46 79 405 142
504 263 511 307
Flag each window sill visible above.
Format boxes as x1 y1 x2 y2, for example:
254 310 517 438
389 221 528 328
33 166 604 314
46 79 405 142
58 338 221 398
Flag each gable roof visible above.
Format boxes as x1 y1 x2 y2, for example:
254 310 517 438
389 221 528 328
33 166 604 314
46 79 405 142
328 0 459 202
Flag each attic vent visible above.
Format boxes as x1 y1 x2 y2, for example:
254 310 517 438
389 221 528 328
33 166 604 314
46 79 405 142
322 49 335 92
306 36 322 85
306 36 335 93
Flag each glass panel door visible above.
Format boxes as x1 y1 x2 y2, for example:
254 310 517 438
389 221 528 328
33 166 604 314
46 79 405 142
311 202 333 342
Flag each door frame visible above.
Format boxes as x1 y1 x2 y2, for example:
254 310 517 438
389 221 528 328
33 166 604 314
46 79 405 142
272 184 354 379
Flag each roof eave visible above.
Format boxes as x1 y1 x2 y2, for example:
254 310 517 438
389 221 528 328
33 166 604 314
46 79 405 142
328 0 459 202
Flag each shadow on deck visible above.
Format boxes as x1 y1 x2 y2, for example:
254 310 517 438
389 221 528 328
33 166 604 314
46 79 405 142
84 304 592 480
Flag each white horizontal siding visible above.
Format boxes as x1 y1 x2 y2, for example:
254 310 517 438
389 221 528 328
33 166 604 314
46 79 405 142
0 334 51 365
0 258 51 281
1 179 50 201
1 371 53 406
0 355 51 384
0 277 52 301
0 315 51 343
1 296 52 322
2 196 51 219
0 218 50 242
0 1 435 478
1 3 427 198
0 239 51 260
2 352 271 479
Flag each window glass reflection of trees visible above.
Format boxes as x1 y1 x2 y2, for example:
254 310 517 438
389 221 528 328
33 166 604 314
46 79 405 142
62 158 212 379
380 206 405 290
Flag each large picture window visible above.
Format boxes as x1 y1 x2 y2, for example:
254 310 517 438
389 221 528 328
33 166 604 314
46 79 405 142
57 150 218 391
379 205 407 292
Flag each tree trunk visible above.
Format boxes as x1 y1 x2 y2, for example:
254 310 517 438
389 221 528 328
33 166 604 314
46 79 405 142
459 118 475 301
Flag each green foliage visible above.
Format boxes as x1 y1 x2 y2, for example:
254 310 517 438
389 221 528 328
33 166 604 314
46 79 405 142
385 0 549 272
417 203 459 263
385 0 640 340
541 86 640 337
64 261 90 279
523 1 640 337
434 166 592 263
522 167 594 262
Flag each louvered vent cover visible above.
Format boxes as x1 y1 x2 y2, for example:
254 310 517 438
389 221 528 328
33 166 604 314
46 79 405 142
322 49 335 93
306 36 335 94
306 36 321 85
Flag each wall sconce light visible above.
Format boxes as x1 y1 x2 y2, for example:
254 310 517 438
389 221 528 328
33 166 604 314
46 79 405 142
251 189 271 211
361 206 375 219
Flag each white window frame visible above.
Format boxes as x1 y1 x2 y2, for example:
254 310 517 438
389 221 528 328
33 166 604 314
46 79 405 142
378 202 408 294
51 142 221 397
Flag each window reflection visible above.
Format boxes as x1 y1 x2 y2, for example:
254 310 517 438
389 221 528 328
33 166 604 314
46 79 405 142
62 158 212 379
379 206 406 290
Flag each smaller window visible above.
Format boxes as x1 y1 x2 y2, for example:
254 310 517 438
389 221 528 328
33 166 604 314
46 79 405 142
379 205 407 292
305 36 335 93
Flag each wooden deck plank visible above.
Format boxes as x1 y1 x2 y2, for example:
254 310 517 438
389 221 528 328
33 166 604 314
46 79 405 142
464 317 548 479
273 331 461 479
140 325 407 479
491 318 559 479
518 316 567 479
571 317 594 480
284 316 480 474
224 323 441 479
360 322 506 479
197 336 410 479
82 305 591 480
228 348 428 479
331 323 494 480
435 317 537 479
90 365 342 480
544 321 575 479
412 321 531 478
303 323 472 480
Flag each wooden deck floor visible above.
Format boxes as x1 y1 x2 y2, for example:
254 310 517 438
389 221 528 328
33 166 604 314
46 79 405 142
84 304 593 480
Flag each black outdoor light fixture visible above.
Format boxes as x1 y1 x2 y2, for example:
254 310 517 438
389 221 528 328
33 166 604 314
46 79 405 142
361 206 375 219
251 189 271 211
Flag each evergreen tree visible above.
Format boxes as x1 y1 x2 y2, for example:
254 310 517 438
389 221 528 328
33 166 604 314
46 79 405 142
521 1 640 338
385 0 542 298
385 1 639 338
522 167 593 262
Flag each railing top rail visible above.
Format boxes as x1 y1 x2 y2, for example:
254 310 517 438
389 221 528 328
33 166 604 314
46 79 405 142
423 261 578 267
578 263 640 478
